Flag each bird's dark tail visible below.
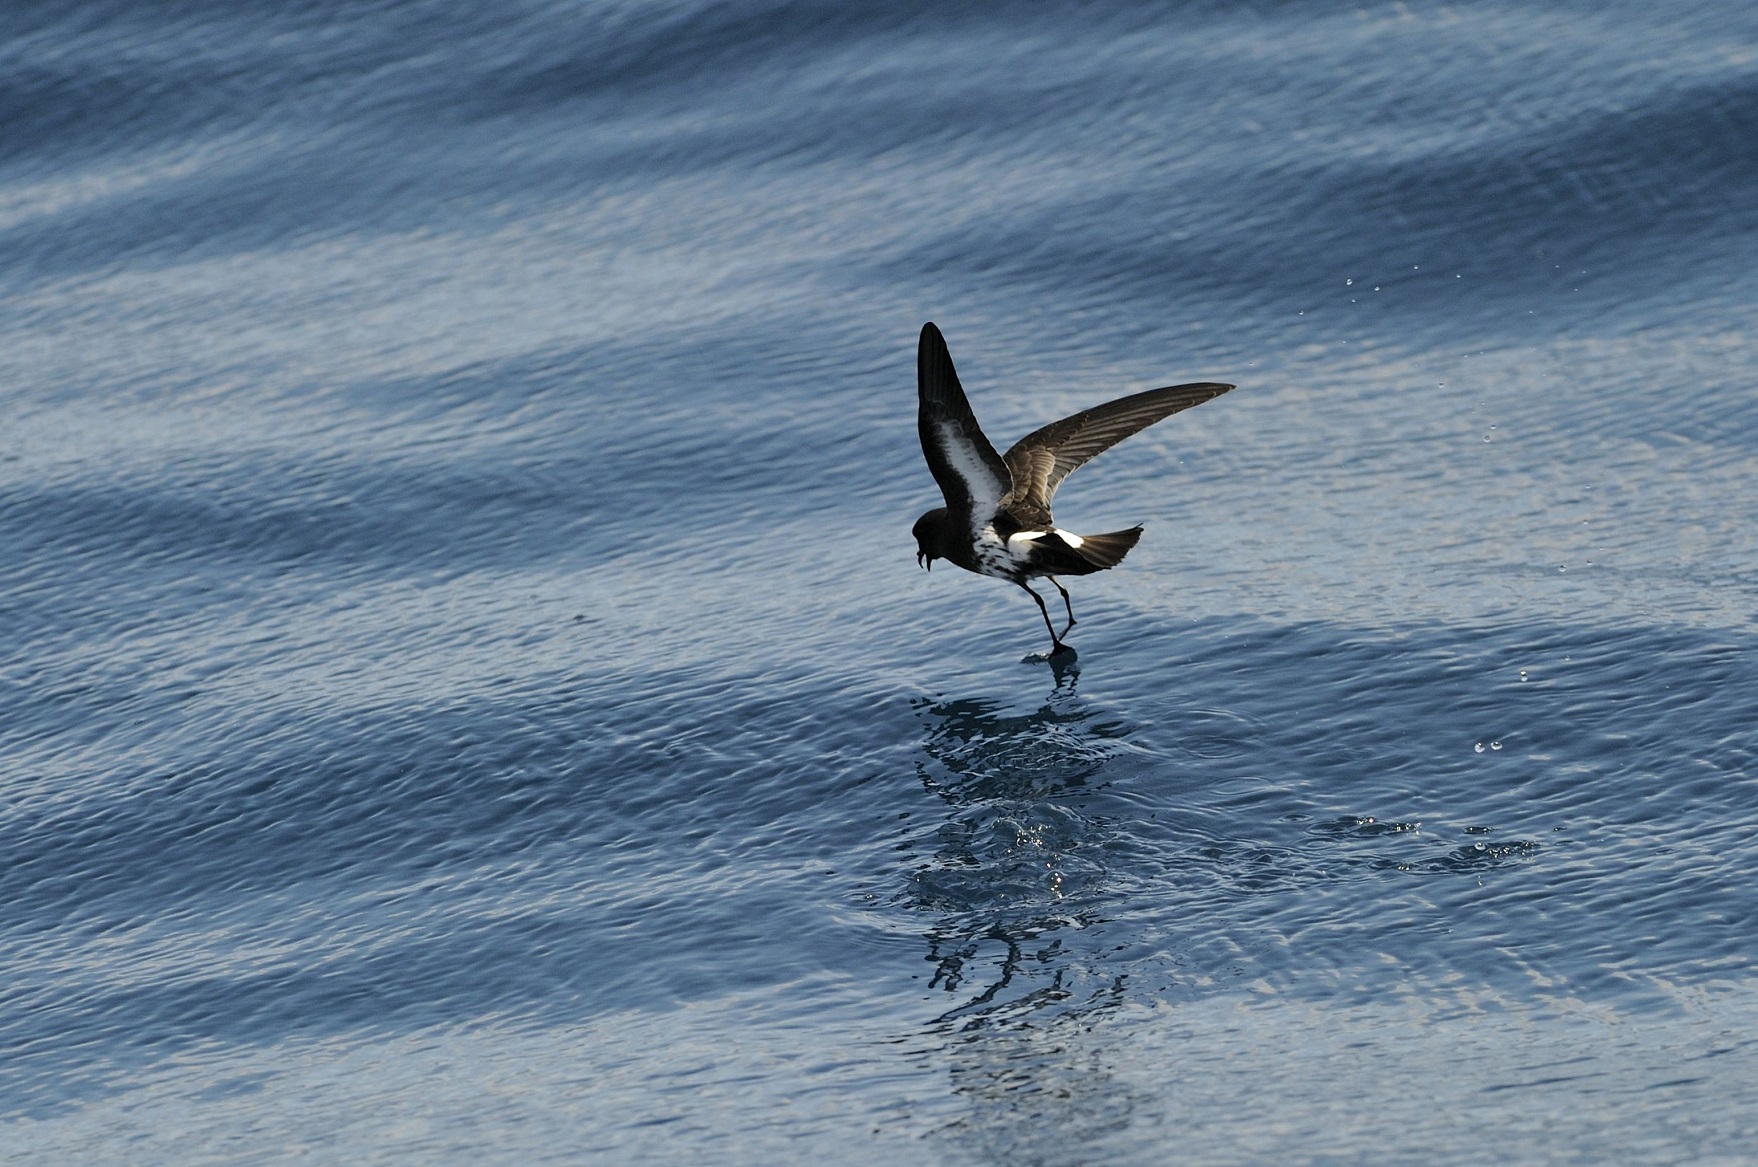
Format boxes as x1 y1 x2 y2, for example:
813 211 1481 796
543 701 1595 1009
1074 526 1143 570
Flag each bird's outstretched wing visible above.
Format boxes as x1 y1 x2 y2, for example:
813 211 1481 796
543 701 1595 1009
1002 381 1233 512
918 322 1011 526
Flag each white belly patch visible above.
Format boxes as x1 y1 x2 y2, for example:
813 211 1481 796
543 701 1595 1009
974 523 1022 579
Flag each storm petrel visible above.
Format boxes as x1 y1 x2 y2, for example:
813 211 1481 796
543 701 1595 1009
912 322 1233 653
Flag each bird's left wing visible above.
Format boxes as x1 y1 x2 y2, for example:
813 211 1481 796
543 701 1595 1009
1003 381 1233 510
917 322 1011 526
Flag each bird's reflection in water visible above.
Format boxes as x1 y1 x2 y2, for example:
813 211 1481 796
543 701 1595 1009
908 654 1147 1153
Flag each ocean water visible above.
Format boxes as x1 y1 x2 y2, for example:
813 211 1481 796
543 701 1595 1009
3 1 1757 1162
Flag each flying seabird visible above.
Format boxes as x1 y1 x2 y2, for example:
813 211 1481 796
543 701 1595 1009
911 321 1233 654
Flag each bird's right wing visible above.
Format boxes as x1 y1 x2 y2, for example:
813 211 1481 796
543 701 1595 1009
1003 381 1233 510
918 322 1011 529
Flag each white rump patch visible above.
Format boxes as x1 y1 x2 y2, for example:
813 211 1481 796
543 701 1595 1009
1007 528 1083 548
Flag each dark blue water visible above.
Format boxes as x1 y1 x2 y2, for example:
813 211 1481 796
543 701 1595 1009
4 1 1757 1161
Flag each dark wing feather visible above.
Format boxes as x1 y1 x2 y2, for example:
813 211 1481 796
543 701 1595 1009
998 445 1056 527
1002 381 1233 510
917 322 1011 523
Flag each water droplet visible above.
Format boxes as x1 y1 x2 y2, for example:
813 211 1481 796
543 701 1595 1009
1490 741 1503 750
1345 278 1354 285
1438 382 1445 387
1373 286 1381 291
1519 670 1528 680
1474 841 1488 852
1475 742 1485 753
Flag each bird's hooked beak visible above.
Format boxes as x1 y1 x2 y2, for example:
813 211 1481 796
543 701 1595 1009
917 550 929 570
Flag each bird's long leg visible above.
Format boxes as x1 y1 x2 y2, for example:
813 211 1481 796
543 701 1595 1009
1046 575 1077 639
1019 582 1063 651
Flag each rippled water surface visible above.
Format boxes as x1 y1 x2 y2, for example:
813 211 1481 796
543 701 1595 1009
4 1 1757 1162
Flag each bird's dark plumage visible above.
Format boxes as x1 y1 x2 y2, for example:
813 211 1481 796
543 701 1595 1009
916 325 1010 525
912 322 1232 652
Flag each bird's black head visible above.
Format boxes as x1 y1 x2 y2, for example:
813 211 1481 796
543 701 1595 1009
912 507 950 570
